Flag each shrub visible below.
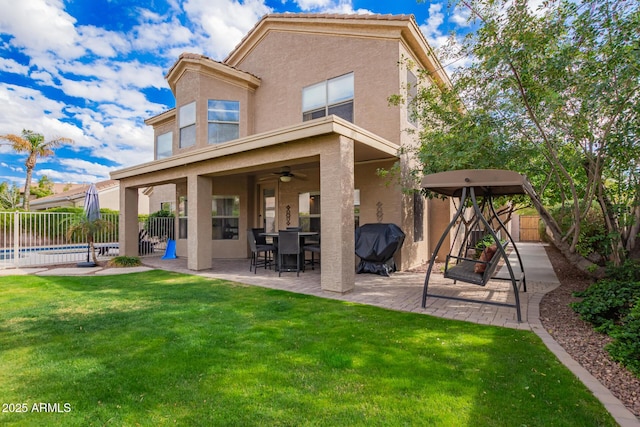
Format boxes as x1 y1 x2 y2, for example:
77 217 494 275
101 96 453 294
605 258 640 282
572 278 640 378
606 301 640 377
107 256 141 267
571 280 640 333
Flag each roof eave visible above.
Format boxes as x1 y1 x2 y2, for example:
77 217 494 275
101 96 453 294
166 53 261 94
111 115 398 181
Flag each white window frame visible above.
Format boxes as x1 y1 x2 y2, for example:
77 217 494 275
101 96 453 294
156 131 173 159
302 73 354 122
212 195 240 240
207 100 240 144
179 101 196 148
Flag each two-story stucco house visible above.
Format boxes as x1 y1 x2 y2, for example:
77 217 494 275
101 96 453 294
111 13 453 293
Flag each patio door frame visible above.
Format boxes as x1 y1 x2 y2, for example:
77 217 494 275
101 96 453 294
258 182 278 233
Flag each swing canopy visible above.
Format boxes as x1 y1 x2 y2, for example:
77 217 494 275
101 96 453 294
421 169 527 197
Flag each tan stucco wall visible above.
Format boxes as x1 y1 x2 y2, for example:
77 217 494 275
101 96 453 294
173 71 255 154
234 31 402 143
148 184 176 213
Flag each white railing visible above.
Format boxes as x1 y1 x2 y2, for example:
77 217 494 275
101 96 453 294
0 211 119 269
138 216 175 255
0 212 177 269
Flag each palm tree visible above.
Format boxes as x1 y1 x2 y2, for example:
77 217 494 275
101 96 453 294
0 129 73 210
66 214 111 265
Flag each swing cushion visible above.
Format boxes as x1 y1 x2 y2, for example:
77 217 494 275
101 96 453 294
475 244 498 273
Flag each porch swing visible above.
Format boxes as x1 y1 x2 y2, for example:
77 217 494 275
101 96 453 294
421 169 528 322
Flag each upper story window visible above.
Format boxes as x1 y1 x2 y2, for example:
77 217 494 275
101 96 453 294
179 101 196 148
208 100 239 144
156 131 172 159
302 72 354 122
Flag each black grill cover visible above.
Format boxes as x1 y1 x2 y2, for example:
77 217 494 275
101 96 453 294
355 223 405 276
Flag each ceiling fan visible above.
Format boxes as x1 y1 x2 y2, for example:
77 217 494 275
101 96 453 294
258 166 307 182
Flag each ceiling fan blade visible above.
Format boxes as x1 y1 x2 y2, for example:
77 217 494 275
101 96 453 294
292 172 307 180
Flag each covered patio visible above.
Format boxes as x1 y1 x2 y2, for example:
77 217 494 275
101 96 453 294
111 116 403 294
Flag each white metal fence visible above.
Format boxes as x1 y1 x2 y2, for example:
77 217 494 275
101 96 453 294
0 212 175 269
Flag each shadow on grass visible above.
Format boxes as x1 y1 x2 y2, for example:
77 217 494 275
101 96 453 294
0 271 616 426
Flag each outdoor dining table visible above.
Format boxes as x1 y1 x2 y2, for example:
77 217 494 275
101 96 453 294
260 231 319 271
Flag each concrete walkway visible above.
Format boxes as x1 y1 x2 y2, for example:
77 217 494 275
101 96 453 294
1 242 637 426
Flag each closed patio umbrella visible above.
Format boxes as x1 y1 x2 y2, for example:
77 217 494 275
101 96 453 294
77 184 100 267
84 184 100 222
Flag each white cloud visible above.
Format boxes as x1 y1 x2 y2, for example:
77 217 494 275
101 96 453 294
295 0 333 10
0 84 71 132
58 158 115 177
0 0 85 60
0 58 29 75
77 25 131 57
183 0 272 59
131 19 194 54
36 168 106 184
292 0 370 14
30 70 55 86
450 6 472 27
420 3 450 50
0 162 23 173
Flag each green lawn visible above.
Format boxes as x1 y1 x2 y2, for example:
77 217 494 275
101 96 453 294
0 270 615 426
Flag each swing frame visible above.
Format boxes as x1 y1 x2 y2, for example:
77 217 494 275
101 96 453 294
420 170 528 322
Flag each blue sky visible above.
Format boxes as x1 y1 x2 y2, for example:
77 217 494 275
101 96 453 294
0 0 472 186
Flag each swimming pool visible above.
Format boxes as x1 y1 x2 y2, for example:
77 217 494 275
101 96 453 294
0 243 120 268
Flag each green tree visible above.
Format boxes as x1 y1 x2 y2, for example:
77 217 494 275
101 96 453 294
30 175 55 199
0 182 21 210
0 130 73 210
396 0 639 276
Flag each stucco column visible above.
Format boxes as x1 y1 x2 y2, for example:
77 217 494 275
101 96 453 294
320 136 355 293
119 185 139 257
187 174 212 270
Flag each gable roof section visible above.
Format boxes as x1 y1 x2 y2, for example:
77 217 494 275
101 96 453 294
225 13 452 89
165 52 261 95
144 108 175 127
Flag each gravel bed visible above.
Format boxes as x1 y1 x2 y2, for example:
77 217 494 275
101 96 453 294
539 245 640 417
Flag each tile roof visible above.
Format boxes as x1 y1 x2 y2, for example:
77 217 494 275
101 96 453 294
166 52 260 81
30 180 119 204
225 13 418 64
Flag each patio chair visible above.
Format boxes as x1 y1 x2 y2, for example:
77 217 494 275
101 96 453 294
303 239 320 270
278 230 302 277
138 229 156 255
247 229 275 273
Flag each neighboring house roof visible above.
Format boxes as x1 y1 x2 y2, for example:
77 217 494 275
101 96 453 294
29 180 119 210
51 183 85 194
